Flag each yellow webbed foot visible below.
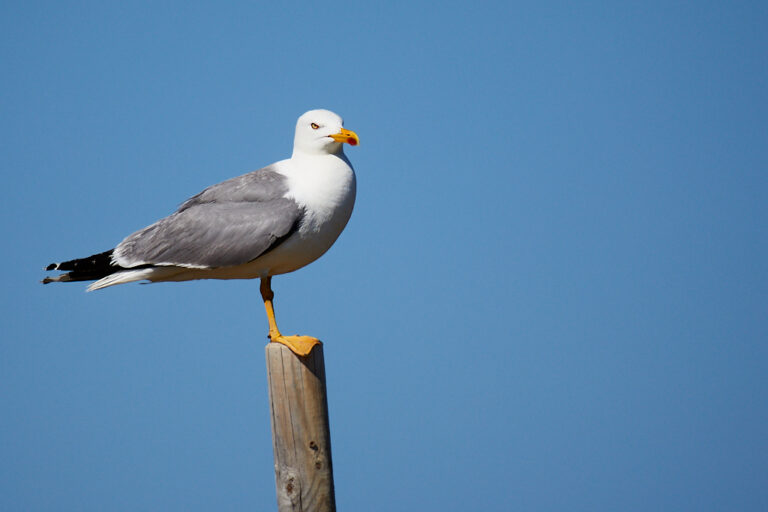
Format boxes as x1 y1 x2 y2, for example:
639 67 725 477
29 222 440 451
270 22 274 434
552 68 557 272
269 333 321 357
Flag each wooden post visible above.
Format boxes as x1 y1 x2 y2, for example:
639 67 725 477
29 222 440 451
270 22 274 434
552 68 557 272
265 343 336 512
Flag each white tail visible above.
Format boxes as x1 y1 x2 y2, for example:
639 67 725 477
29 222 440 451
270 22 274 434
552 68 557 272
86 267 180 291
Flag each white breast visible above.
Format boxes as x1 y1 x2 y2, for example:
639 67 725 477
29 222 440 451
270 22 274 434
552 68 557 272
282 154 356 232
257 153 357 275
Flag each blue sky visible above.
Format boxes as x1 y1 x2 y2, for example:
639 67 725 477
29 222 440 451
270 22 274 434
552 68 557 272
2 1 767 510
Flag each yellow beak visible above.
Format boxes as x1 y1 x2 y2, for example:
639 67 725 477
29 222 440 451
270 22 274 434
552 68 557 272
330 128 360 146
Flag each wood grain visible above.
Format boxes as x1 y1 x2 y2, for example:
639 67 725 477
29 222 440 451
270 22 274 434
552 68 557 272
266 343 336 512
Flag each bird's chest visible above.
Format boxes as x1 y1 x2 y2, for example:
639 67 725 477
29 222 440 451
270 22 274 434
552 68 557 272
287 167 356 236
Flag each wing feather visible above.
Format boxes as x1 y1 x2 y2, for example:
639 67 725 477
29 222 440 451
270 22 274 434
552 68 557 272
114 166 303 268
178 165 289 211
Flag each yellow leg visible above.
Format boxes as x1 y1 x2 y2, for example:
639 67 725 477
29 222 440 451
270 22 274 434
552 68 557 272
260 277 321 357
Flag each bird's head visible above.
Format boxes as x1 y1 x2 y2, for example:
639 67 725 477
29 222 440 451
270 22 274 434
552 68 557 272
292 109 360 156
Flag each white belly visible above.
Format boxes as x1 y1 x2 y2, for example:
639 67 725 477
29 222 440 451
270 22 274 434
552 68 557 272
249 186 356 276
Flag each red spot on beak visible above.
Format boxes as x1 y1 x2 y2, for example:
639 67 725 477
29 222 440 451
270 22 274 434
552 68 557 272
347 137 358 146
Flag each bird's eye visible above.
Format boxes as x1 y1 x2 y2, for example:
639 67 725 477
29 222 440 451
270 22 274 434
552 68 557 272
310 123 319 130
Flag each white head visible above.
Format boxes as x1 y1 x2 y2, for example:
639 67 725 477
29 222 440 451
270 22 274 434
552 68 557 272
292 109 360 157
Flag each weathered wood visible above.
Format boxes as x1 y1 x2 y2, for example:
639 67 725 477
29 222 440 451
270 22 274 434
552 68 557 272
265 343 336 512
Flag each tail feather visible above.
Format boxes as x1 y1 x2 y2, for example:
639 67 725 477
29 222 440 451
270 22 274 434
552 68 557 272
86 267 180 291
43 249 129 285
44 248 180 289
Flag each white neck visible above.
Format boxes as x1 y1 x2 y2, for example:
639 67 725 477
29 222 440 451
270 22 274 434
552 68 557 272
292 140 345 158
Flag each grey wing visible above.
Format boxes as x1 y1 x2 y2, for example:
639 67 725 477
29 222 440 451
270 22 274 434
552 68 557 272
178 166 290 211
114 198 303 268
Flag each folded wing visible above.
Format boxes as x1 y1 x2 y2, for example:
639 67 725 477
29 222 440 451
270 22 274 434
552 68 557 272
114 167 303 269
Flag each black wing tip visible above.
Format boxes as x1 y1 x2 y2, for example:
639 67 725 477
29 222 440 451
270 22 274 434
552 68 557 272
41 275 69 284
41 250 125 285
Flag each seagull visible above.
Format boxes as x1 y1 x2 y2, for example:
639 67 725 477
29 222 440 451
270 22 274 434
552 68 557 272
43 109 359 356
